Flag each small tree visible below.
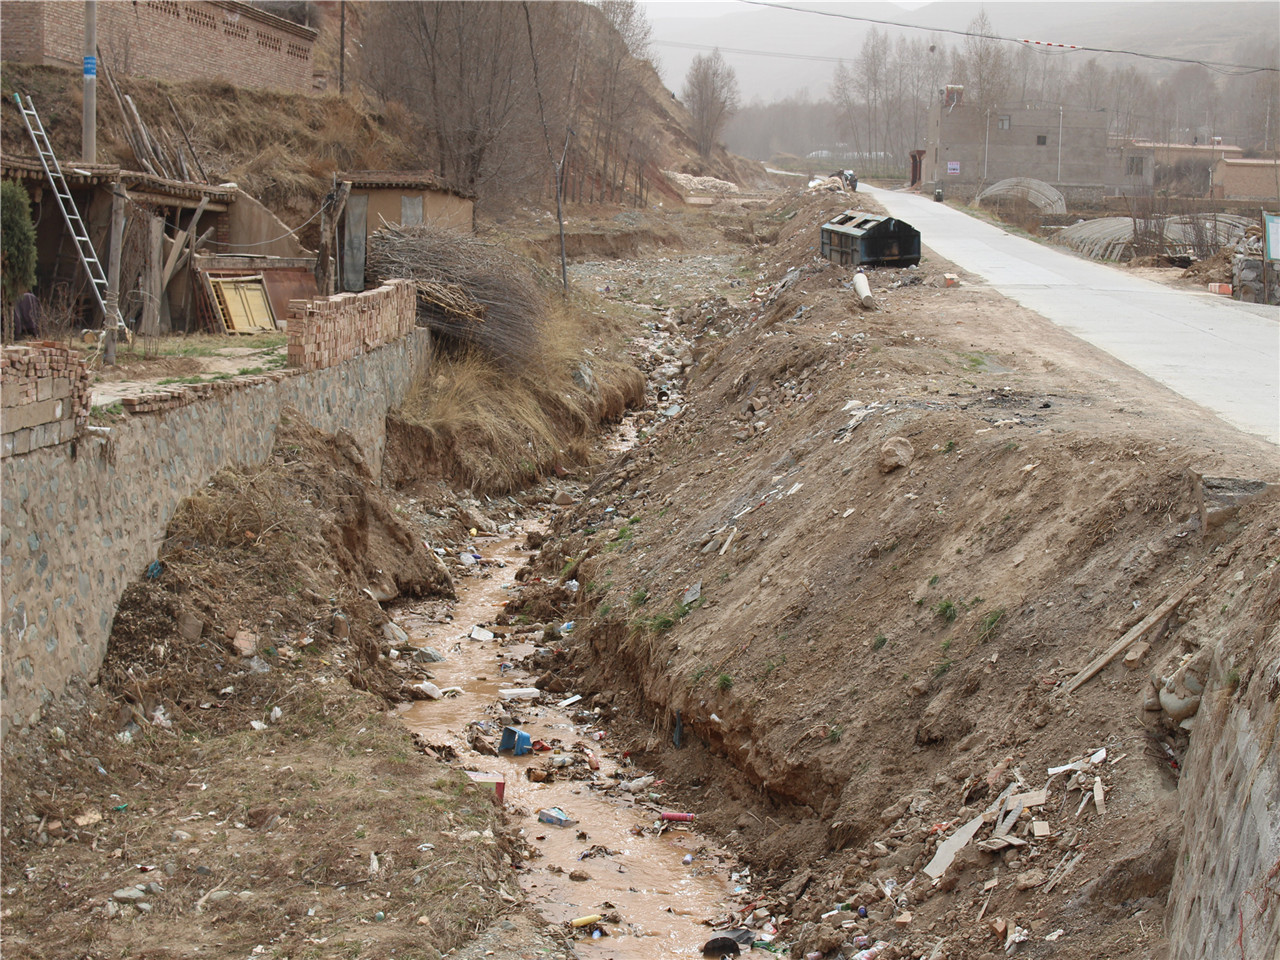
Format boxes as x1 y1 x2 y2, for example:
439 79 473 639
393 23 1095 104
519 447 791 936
683 48 739 158
1 179 38 342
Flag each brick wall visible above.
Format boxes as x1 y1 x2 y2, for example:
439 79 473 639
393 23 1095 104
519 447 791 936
287 280 418 372
1 344 91 459
1 329 431 734
1 1 316 96
0 2 43 64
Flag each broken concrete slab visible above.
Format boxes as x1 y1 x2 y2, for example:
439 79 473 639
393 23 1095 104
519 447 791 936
1190 470 1276 531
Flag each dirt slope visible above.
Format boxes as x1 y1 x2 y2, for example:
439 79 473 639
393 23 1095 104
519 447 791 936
510 188 1280 958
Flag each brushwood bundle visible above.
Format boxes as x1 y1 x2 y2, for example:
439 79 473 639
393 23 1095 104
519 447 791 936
366 224 545 366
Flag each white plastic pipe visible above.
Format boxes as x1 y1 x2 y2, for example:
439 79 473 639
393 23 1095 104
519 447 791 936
853 271 874 308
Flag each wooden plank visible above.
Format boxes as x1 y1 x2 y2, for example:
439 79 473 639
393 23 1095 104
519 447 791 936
160 197 209 288
1062 573 1205 695
1008 789 1048 809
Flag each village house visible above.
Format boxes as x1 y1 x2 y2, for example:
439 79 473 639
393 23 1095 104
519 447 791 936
922 87 1110 202
337 171 476 292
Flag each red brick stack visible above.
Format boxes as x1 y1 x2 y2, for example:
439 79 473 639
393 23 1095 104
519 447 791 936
1 343 91 458
120 370 300 415
286 280 416 372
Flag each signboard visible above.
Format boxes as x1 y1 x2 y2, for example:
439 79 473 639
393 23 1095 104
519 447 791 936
946 161 960 175
1264 212 1280 262
83 55 96 77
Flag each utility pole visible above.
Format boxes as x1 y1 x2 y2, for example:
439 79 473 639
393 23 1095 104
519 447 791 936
339 1 345 95
83 1 97 162
1057 105 1063 184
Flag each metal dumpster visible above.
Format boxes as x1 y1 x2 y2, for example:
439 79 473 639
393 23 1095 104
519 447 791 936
819 211 921 268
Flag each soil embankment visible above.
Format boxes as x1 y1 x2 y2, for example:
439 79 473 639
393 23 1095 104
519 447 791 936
511 189 1280 959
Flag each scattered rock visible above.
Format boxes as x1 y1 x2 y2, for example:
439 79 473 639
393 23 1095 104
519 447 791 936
1016 869 1047 891
414 647 447 663
231 629 258 658
879 437 914 473
177 611 203 641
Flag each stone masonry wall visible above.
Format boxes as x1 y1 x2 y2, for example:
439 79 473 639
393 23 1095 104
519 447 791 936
287 279 417 371
2 344 92 459
0 329 430 736
1165 641 1280 959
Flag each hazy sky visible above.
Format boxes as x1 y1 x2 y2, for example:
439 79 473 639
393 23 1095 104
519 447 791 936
642 1 1267 103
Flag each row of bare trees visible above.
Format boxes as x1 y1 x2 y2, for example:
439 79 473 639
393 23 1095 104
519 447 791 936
727 11 1280 175
359 1 661 206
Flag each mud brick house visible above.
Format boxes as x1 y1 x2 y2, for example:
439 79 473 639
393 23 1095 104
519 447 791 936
1 1 318 94
1114 139 1245 196
1210 157 1280 201
338 172 476 292
1 154 307 332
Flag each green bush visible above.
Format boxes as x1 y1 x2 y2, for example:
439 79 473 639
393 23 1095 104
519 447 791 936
1 180 38 321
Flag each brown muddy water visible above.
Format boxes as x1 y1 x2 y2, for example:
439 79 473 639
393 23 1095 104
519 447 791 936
395 530 757 958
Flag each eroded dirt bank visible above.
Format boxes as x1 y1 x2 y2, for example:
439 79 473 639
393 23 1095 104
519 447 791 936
509 190 1280 959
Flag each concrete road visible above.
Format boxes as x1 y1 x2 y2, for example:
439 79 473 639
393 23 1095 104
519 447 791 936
863 185 1280 445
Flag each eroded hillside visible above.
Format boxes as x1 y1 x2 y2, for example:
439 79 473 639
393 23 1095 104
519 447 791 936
509 189 1280 959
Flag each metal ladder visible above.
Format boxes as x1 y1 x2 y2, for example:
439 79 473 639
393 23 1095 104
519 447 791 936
13 93 116 324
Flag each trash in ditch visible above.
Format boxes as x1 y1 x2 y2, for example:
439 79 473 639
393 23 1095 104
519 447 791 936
557 694 582 708
571 914 602 928
537 807 577 827
703 935 741 956
499 687 541 700
662 811 695 822
469 626 495 641
682 853 695 865
499 727 532 756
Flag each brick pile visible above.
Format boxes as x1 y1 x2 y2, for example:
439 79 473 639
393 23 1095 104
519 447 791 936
1 343 92 458
119 370 302 415
286 280 417 372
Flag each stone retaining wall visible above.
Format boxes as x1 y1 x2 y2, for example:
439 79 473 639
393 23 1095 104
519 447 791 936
1 344 91 458
1166 643 1280 958
0 328 430 736
1232 252 1279 305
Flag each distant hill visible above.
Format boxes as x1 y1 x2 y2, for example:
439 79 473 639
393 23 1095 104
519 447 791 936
648 1 1273 103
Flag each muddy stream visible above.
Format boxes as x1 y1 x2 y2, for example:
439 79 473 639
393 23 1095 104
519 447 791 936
394 530 754 958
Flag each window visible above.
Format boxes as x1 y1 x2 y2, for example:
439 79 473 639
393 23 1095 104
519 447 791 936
997 116 1011 130
1036 135 1048 146
1126 156 1145 176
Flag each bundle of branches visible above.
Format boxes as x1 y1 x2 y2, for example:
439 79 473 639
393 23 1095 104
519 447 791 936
367 224 544 366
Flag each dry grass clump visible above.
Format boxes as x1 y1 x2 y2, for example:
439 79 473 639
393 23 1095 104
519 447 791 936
394 296 644 494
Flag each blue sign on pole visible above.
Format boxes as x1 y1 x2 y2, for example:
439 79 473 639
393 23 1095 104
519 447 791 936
83 55 97 77
1264 212 1279 263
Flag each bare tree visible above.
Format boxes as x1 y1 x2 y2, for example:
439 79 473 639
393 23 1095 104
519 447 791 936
960 10 1011 107
683 48 739 158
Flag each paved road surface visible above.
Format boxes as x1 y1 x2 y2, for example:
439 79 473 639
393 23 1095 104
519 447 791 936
863 185 1280 445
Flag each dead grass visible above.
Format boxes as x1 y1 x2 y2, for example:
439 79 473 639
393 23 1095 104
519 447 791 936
393 297 644 493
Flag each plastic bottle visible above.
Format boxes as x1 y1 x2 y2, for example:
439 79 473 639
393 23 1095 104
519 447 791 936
852 941 889 960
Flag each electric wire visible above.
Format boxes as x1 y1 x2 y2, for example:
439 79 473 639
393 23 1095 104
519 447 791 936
733 1 1279 75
